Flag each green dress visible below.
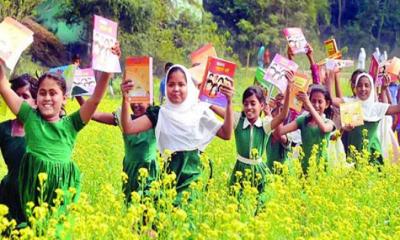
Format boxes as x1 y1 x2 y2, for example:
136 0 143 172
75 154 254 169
344 121 382 164
296 115 332 173
17 102 85 220
229 113 270 192
145 106 204 201
0 120 26 222
122 115 158 202
266 134 290 172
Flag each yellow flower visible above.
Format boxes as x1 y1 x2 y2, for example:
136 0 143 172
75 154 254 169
38 172 48 186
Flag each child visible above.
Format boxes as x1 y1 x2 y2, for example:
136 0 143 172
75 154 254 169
230 73 293 192
0 44 119 220
266 104 291 173
76 95 158 203
120 64 234 203
330 72 400 164
279 85 335 173
0 74 37 222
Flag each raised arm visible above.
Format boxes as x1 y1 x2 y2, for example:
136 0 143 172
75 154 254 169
334 71 344 99
79 43 121 123
210 104 226 119
76 96 116 125
120 80 152 134
325 70 344 107
297 92 334 133
216 84 234 140
0 61 23 115
306 43 321 84
270 71 294 130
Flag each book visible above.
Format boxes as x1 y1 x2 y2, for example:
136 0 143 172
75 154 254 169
199 56 236 108
283 28 308 54
324 39 342 59
254 67 279 101
369 53 385 86
48 64 77 96
340 102 364 127
387 57 400 82
289 72 311 112
188 63 206 86
71 68 96 97
190 43 217 66
92 15 121 73
0 17 34 70
264 54 299 93
326 59 354 70
124 56 153 104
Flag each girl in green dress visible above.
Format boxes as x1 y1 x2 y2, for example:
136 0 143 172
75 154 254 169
76 96 158 203
329 72 400 164
0 44 119 221
0 74 37 222
279 85 335 173
120 64 234 203
229 75 293 192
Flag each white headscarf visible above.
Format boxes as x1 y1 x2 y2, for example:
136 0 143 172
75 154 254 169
345 73 389 122
155 64 222 153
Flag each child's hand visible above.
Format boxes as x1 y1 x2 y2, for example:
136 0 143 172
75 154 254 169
220 84 234 103
382 73 391 89
296 92 310 106
285 70 295 87
111 42 121 58
305 43 313 57
120 80 134 98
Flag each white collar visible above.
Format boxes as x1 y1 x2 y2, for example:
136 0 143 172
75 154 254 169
243 117 262 129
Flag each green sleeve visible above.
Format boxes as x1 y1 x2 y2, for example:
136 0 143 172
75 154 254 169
145 106 160 128
17 101 34 123
295 115 306 128
69 110 86 132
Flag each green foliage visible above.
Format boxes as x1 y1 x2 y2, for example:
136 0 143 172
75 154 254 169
0 0 41 20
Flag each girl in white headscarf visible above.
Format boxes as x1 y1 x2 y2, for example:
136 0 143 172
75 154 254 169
330 72 400 164
120 64 234 202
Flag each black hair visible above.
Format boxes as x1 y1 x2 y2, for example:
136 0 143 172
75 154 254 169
242 85 265 104
350 69 366 88
72 53 80 63
11 74 38 99
308 84 333 119
165 62 174 72
167 66 186 83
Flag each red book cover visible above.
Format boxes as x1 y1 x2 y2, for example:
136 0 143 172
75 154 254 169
199 56 236 108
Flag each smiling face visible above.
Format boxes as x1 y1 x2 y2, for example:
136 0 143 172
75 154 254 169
36 77 66 122
166 69 188 104
310 91 330 115
243 94 264 124
355 76 372 101
131 103 149 117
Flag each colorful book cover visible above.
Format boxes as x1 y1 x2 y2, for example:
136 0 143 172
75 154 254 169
324 39 342 59
199 56 236 108
387 57 400 82
72 68 96 97
48 64 77 96
92 15 121 73
369 54 385 86
190 43 217 66
254 67 279 101
283 28 308 54
124 56 153 104
0 17 34 70
326 59 354 70
340 102 364 127
289 72 311 112
188 63 206 86
264 54 299 93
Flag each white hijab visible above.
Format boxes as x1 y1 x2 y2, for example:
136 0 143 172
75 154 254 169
345 73 389 122
155 64 222 153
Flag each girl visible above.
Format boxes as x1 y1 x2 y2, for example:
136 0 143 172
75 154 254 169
329 72 400 164
0 44 118 220
76 95 158 203
279 85 335 173
120 64 234 203
0 74 37 222
230 74 293 192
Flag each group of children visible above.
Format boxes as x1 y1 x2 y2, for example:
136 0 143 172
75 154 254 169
1 39 400 225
